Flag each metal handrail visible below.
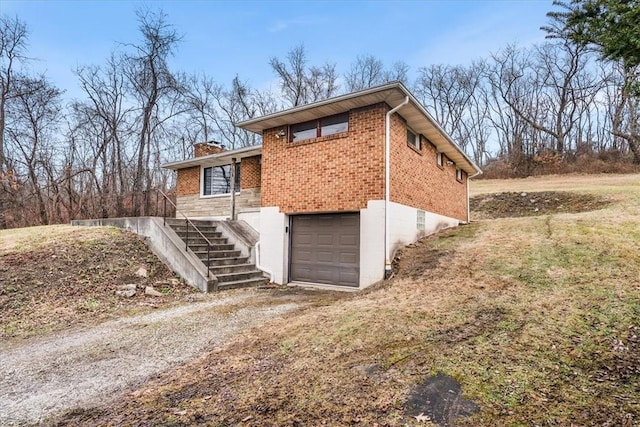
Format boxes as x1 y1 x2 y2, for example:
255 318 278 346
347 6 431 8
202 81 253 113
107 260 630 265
159 189 212 278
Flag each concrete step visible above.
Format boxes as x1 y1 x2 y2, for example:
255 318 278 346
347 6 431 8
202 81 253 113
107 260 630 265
174 230 222 239
209 263 257 274
217 277 267 291
182 238 229 247
165 219 215 228
215 270 265 283
188 243 235 252
194 249 241 259
203 256 250 266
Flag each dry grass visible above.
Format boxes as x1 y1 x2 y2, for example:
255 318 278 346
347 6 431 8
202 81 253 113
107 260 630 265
0 225 198 341
46 174 640 426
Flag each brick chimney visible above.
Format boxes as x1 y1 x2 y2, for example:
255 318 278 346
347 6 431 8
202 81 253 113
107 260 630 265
194 141 226 157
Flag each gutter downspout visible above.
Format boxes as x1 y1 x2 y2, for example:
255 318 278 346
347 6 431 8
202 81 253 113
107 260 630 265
466 170 483 223
384 96 409 279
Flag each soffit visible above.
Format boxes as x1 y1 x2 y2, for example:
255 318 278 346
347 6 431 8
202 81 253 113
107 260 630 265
161 145 262 170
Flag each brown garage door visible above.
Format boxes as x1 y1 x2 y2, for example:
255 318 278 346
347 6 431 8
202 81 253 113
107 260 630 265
290 213 360 287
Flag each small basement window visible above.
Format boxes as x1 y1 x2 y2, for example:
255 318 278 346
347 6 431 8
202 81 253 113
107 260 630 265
417 210 426 230
407 128 421 151
202 164 240 196
290 112 349 142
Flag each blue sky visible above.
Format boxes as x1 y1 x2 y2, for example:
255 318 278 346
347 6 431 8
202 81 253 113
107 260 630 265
3 0 555 98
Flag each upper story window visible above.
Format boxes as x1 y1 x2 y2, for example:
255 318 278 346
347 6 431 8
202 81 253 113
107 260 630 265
407 128 421 150
202 164 240 196
456 168 464 182
437 152 444 167
290 112 349 142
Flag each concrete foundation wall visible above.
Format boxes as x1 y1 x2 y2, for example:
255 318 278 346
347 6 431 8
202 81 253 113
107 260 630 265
257 207 288 284
387 201 460 259
238 211 260 233
259 201 459 290
359 201 386 288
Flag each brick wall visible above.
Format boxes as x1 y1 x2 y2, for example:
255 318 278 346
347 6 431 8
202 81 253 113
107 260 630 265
194 142 225 157
240 155 261 189
176 156 262 196
389 112 468 221
261 103 386 213
177 166 199 196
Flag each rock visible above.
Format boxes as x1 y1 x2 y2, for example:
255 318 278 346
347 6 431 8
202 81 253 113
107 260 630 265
135 267 148 278
145 286 163 297
521 192 527 197
115 284 137 298
116 289 136 298
169 278 181 286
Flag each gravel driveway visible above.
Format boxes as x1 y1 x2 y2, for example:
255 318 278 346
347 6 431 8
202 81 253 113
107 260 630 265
0 290 302 425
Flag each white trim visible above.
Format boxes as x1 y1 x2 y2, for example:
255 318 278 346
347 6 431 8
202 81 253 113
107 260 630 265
200 163 241 198
162 145 260 170
406 126 420 150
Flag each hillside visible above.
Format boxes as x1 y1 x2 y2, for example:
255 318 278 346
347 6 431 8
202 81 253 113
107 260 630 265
0 225 197 341
41 174 640 426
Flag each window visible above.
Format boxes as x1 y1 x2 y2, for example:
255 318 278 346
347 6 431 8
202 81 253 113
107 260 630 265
436 152 444 167
456 168 464 182
417 210 426 231
290 120 317 142
290 112 349 142
407 128 421 150
202 164 240 196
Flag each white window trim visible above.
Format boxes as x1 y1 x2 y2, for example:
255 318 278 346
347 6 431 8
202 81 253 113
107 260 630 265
199 163 241 199
407 127 420 150
456 168 463 182
437 152 444 167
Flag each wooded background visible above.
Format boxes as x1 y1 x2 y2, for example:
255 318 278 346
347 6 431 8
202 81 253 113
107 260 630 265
1 2 638 228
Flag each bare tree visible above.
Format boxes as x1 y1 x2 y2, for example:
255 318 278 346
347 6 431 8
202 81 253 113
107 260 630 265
270 44 339 106
0 15 30 228
124 8 184 214
74 53 133 215
4 75 63 225
383 61 410 85
345 55 385 91
345 55 410 92
610 63 640 163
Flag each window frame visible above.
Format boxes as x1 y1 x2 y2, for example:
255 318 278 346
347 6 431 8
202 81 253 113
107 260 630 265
406 127 421 152
200 163 241 198
436 152 444 168
456 168 464 183
417 210 426 231
289 112 349 143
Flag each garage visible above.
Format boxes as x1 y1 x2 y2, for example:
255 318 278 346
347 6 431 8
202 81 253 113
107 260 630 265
289 213 360 287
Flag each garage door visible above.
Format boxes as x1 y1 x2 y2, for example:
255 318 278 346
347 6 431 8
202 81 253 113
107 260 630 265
290 213 360 287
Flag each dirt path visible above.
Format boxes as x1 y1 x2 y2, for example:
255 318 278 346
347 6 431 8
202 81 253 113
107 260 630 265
0 290 303 426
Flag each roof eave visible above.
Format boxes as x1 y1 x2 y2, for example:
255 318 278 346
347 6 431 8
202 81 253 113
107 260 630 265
161 145 262 170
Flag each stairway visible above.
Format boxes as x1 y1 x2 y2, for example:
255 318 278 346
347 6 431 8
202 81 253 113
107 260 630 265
165 219 266 291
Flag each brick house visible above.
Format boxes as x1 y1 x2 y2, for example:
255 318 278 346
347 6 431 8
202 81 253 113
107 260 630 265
163 82 481 289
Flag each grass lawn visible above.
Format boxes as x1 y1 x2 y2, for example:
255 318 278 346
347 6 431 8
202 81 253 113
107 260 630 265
41 173 640 426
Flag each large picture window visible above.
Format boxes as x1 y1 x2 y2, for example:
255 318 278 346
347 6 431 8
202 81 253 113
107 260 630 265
202 164 240 196
290 112 349 142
